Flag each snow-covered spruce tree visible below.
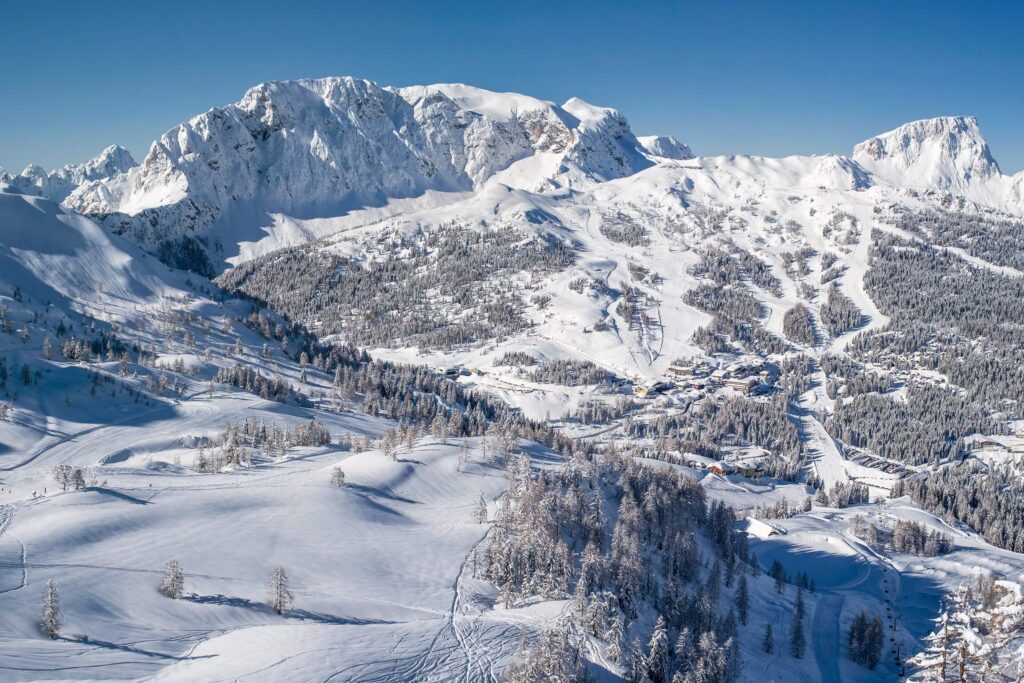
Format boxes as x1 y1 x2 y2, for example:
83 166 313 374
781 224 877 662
504 618 589 682
430 412 448 444
789 589 806 658
40 579 60 639
330 467 346 487
736 572 749 626
645 615 670 683
267 566 293 615
160 560 184 599
762 623 774 653
473 493 488 524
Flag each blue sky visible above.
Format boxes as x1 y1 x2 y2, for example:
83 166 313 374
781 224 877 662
2 0 1021 173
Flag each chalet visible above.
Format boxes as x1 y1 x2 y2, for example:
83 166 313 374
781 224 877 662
738 464 765 478
667 365 693 380
634 381 671 397
707 462 737 476
724 376 760 395
746 517 785 539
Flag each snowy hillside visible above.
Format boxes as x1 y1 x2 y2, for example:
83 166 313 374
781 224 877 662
4 75 1024 681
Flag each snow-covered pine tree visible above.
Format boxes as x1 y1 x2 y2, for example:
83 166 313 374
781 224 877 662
645 615 669 683
330 467 346 487
430 412 448 444
52 464 73 492
160 559 184 599
40 579 60 638
789 589 806 658
474 493 488 523
737 572 749 625
762 623 774 653
267 566 293 615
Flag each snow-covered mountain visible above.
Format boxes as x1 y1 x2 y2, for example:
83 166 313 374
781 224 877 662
64 78 658 269
5 76 1024 682
852 115 1024 211
852 116 1000 189
637 134 694 160
1 145 136 202
60 78 1024 275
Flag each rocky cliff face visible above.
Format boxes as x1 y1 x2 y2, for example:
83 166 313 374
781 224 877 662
65 77 655 269
852 116 1001 191
0 145 136 202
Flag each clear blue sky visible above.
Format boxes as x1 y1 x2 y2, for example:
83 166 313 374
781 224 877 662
2 0 1021 173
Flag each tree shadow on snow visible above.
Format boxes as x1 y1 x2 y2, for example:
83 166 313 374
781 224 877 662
87 487 154 505
287 608 394 626
63 634 215 661
184 594 393 626
184 593 269 611
345 482 420 506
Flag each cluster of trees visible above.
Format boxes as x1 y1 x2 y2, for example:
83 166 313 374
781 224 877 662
505 618 590 681
857 230 1024 409
688 246 783 296
892 206 1024 271
598 210 649 246
890 519 952 556
814 481 869 508
820 354 892 399
684 245 794 356
697 396 802 462
52 464 87 491
217 221 575 351
819 285 862 337
848 610 884 669
569 397 637 425
528 360 617 387
780 247 816 282
822 210 861 247
495 350 537 366
850 515 952 557
198 417 333 469
627 261 662 287
826 383 992 466
684 284 763 321
482 451 751 682
754 496 811 520
782 304 817 346
215 364 306 405
691 315 789 357
820 261 846 285
773 355 813 403
619 395 801 466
